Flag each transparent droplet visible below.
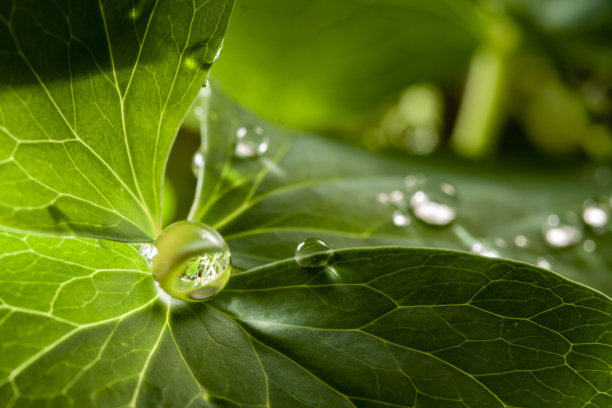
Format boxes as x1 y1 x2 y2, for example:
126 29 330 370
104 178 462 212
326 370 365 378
192 150 205 177
407 177 459 226
514 235 528 248
150 221 231 302
234 125 269 159
295 238 332 268
582 199 609 229
537 257 552 270
392 210 411 227
583 239 596 253
471 239 501 258
542 212 583 248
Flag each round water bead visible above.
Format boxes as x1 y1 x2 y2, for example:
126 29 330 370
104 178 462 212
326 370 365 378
392 210 411 227
582 198 610 229
150 221 231 302
542 212 583 248
406 176 459 226
295 238 333 268
191 150 205 177
234 125 269 159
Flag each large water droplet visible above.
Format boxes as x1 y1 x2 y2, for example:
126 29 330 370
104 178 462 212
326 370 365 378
407 177 459 226
192 150 205 177
542 212 583 248
234 125 269 159
150 221 231 302
295 238 332 268
582 199 609 229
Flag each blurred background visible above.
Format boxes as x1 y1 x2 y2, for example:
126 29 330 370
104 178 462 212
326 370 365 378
209 0 612 162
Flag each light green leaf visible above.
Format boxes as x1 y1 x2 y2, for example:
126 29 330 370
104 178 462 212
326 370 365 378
1 237 611 407
0 0 233 241
190 87 612 295
211 0 483 132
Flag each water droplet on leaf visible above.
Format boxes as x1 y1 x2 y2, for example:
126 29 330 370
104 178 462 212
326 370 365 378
514 235 528 248
392 210 411 227
582 199 609 229
192 150 205 177
150 221 231 302
139 243 158 268
583 239 596 252
537 257 552 270
295 238 332 268
234 125 269 159
542 212 583 248
471 239 501 258
407 177 459 226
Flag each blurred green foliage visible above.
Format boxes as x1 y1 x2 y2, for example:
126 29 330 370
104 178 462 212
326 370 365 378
211 0 612 160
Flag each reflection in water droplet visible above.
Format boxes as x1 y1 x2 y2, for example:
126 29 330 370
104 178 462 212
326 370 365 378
150 221 231 302
582 199 609 229
408 178 459 226
583 239 596 253
295 238 332 268
542 212 583 248
192 150 204 177
537 257 552 270
392 210 411 227
234 125 269 159
471 240 500 258
514 235 528 248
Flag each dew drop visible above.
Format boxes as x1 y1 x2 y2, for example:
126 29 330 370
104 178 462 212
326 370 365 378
392 210 411 227
514 235 528 248
582 199 609 229
542 212 583 248
583 239 596 253
407 177 459 226
150 221 231 302
192 150 205 177
537 257 552 270
295 238 332 268
213 40 224 63
471 239 501 258
234 125 269 159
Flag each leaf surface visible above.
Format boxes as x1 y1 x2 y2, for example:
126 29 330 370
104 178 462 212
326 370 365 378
0 0 233 241
189 87 612 295
1 238 610 408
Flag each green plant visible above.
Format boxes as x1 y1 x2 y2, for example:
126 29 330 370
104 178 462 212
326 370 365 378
1 1 611 408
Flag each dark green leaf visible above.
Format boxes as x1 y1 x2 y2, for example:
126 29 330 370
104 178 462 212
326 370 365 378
0 0 233 241
1 239 610 407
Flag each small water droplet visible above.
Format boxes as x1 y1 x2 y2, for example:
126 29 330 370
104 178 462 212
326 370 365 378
582 199 609 229
202 79 209 88
542 212 583 248
583 239 596 253
295 238 332 268
192 150 205 177
407 177 459 226
471 240 501 258
514 235 528 248
392 210 411 227
234 125 269 159
537 257 552 270
151 221 231 302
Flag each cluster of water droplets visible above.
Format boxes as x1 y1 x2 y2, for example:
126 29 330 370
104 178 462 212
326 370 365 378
140 221 231 302
378 174 459 228
375 171 611 271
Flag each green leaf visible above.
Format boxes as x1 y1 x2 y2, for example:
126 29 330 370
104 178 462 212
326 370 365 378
1 238 611 407
210 0 483 132
0 0 233 241
190 87 612 295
